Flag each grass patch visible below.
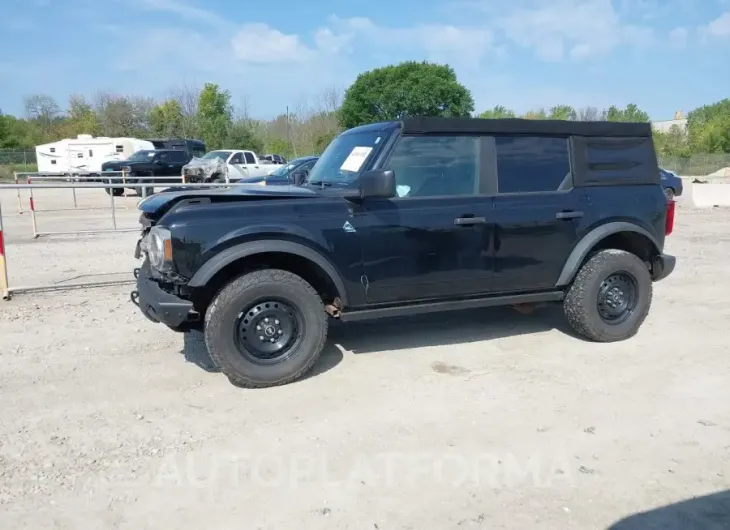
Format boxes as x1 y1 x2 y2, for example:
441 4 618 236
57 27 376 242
0 164 38 181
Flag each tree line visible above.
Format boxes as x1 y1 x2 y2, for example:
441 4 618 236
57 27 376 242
1 61 728 163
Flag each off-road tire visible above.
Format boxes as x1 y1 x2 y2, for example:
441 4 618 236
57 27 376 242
204 269 328 388
564 249 652 342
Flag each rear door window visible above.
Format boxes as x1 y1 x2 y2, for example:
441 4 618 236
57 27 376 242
495 136 571 194
244 152 256 164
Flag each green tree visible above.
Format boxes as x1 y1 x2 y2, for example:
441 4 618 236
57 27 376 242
478 105 516 119
339 61 474 128
65 94 100 136
548 105 577 121
605 103 650 122
653 124 690 158
197 83 232 149
523 109 548 120
149 99 184 137
266 136 291 158
226 120 264 153
686 99 730 153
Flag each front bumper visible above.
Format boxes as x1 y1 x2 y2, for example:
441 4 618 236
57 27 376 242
651 253 676 281
130 261 194 329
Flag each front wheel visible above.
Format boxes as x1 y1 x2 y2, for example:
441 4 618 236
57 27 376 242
203 269 328 388
563 249 652 342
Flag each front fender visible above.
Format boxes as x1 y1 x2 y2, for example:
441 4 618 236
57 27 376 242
187 239 349 306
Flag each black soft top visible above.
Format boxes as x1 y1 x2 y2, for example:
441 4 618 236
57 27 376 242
400 117 652 137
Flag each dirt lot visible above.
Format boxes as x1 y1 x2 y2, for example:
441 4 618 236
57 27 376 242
0 187 729 529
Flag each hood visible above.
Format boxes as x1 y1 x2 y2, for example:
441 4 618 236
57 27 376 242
102 159 149 169
182 156 227 175
137 184 320 219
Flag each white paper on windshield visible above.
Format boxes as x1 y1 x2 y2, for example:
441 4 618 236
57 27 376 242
340 146 373 172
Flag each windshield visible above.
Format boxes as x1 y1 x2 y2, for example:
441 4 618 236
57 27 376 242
306 131 386 186
128 150 156 161
202 150 230 161
269 158 310 177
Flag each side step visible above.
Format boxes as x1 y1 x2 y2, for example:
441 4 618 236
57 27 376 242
339 291 564 322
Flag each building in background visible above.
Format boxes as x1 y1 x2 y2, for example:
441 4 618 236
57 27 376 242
652 110 688 133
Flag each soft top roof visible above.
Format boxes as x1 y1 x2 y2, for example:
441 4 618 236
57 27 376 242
400 117 652 138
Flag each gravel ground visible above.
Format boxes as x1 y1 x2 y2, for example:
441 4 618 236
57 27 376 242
0 187 729 529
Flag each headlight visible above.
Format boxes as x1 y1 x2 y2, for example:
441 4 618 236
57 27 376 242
147 227 172 271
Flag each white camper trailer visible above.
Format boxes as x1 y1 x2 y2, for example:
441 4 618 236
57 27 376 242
35 135 155 174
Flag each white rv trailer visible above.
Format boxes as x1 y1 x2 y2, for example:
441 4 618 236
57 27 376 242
35 135 155 174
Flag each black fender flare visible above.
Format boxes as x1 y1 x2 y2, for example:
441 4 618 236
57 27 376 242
555 222 661 287
187 239 349 306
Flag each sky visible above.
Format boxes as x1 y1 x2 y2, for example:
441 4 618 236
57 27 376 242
1 0 729 121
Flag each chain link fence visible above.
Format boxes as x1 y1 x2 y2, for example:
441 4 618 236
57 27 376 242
0 149 38 179
658 154 730 177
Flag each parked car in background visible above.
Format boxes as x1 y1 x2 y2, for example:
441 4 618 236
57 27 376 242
182 150 284 183
146 138 206 159
660 168 683 200
101 149 192 196
262 154 287 165
237 156 319 186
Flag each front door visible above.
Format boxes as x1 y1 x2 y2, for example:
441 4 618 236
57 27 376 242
490 135 587 292
356 135 494 305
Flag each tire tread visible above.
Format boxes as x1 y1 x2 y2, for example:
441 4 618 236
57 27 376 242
564 249 653 342
204 269 328 388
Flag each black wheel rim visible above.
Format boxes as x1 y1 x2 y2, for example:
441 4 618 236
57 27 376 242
235 299 304 365
597 272 638 324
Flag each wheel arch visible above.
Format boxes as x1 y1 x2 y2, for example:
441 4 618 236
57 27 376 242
187 240 348 308
556 222 661 287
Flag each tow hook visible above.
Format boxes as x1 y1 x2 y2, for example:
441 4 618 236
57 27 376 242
130 291 140 307
133 267 140 279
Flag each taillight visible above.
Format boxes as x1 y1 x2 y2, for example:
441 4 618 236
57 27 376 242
665 200 675 235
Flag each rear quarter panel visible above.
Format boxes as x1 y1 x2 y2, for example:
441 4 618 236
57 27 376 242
581 184 668 249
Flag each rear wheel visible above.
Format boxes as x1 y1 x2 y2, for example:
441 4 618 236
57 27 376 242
204 269 328 388
564 249 652 342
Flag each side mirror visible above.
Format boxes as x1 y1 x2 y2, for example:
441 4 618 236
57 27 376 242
292 170 305 186
359 169 396 199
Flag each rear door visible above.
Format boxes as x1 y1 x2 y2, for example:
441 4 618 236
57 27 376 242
490 135 588 292
356 134 494 304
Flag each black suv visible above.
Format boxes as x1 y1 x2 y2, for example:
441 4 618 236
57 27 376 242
131 117 676 388
101 149 192 196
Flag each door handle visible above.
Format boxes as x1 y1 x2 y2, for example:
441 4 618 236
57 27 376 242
556 210 584 220
454 216 487 225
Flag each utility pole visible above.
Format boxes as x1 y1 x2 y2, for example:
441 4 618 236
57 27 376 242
286 106 291 154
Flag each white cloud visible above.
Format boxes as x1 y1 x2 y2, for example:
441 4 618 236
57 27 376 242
496 0 655 61
707 12 730 37
130 0 227 27
231 23 315 63
319 16 496 68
